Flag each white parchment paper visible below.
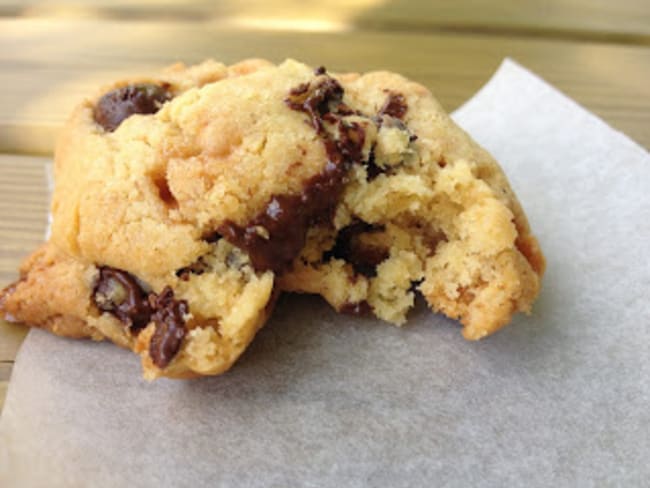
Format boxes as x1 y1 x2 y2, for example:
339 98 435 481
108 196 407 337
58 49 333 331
1 59 649 487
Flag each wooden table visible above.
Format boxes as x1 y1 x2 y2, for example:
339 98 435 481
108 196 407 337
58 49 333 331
1 1 649 411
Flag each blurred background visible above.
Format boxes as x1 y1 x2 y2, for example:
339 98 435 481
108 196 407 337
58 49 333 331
0 0 649 154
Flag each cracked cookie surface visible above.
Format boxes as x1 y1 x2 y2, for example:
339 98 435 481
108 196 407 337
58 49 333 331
0 58 544 379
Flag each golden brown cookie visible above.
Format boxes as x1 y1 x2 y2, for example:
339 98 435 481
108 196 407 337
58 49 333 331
278 67 545 339
1 58 544 379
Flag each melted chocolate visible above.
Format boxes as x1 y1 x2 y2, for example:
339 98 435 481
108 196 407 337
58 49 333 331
93 267 152 330
219 157 350 273
148 287 188 369
285 74 344 133
93 83 172 132
220 72 368 273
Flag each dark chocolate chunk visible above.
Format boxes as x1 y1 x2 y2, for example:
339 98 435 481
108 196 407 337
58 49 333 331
219 74 369 274
219 157 350 273
285 76 344 133
148 287 188 369
340 300 372 316
378 92 408 120
93 267 152 330
93 83 172 132
326 221 389 277
92 266 189 368
202 231 222 243
409 279 424 292
337 120 366 162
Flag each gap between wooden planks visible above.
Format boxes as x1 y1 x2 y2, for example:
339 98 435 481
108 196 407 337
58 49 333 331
1 19 649 155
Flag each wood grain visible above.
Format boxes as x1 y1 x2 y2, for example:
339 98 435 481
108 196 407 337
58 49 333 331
0 154 47 368
0 154 49 412
0 155 49 286
0 321 28 365
0 0 648 42
1 19 649 156
0 155 49 363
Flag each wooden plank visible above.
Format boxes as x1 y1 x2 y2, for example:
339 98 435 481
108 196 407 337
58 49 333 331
0 155 47 413
0 325 23 415
0 0 648 42
0 155 49 288
0 154 49 413
0 322 27 368
0 20 649 156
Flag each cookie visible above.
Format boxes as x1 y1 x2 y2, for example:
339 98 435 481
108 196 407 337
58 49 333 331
278 67 545 339
1 58 544 379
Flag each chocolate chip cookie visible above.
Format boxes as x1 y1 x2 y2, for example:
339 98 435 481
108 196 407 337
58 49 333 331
0 58 544 379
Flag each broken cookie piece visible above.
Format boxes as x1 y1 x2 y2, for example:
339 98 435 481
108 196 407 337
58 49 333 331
0 58 544 379
278 67 545 339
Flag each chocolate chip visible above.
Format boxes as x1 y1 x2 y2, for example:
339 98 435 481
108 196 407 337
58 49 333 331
175 258 209 281
314 66 327 75
409 279 424 292
93 83 172 132
338 120 366 162
378 92 408 120
148 287 188 369
93 267 152 330
285 76 344 133
202 231 222 243
365 149 384 181
93 266 189 368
